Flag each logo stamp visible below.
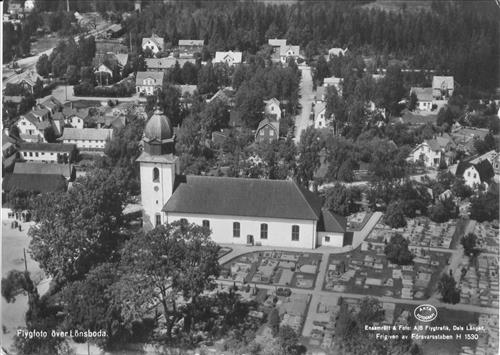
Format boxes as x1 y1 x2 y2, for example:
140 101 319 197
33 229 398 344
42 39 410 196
414 304 438 323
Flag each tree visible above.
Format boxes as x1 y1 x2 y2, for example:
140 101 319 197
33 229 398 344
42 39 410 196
29 168 127 283
408 91 418 111
461 233 480 258
384 201 407 228
428 198 458 223
234 82 264 129
296 127 324 186
36 54 51 77
278 325 301 355
114 221 220 341
469 188 499 222
438 274 460 304
384 233 414 265
323 184 358 216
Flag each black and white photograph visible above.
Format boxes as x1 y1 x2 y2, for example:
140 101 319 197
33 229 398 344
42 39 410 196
1 0 499 354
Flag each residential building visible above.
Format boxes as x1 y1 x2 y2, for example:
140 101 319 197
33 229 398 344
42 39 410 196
142 34 164 55
38 96 62 115
60 128 113 150
410 87 434 111
178 39 204 57
145 57 196 71
455 160 494 188
106 24 123 38
136 106 347 248
64 109 90 129
135 71 164 95
268 39 287 48
328 47 348 57
14 162 76 181
313 102 331 129
2 139 18 172
207 87 235 106
451 127 490 154
213 51 242 66
15 112 51 142
279 45 300 64
255 117 279 144
229 110 243 128
18 142 77 163
95 39 128 55
432 76 454 99
408 134 456 168
315 86 326 103
264 98 281 120
13 70 42 94
94 64 114 85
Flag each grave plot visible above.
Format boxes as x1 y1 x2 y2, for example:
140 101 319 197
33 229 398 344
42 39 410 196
473 221 499 255
323 247 447 299
220 250 322 289
459 253 499 308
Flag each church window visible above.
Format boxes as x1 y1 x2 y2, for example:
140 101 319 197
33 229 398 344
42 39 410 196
155 214 161 227
203 220 210 228
291 225 299 241
153 167 160 182
260 224 268 239
325 236 330 242
233 222 240 237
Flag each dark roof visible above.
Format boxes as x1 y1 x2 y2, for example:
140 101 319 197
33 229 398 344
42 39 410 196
14 162 74 179
19 142 76 152
318 209 347 233
229 110 243 127
474 160 494 182
163 176 322 220
3 173 67 193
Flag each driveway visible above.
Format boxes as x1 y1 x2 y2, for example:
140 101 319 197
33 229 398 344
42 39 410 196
294 66 314 143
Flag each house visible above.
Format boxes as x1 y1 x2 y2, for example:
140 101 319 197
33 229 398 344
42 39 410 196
432 76 454 99
94 64 114 85
145 57 196 71
255 117 279 144
455 160 494 188
135 71 164 95
142 34 164 55
60 128 113 150
470 150 500 182
95 39 128 55
279 45 300 64
96 115 125 130
410 87 434 111
264 98 281 120
14 162 76 181
136 106 347 248
38 96 62 115
2 139 18 172
213 51 242 66
229 110 243 128
313 102 332 129
268 39 287 48
178 39 204 57
314 86 326 103
3 173 67 194
64 109 90 129
450 127 490 154
211 129 231 147
323 76 343 96
16 113 51 142
207 87 236 106
328 47 348 57
24 0 35 11
106 24 123 38
18 142 77 163
14 70 43 94
408 134 456 168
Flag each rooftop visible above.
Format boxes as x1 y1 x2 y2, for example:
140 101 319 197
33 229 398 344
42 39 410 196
3 173 67 193
14 162 74 179
163 176 322 221
19 142 76 152
61 128 113 141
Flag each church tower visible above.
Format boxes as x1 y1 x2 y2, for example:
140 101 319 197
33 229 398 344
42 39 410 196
136 106 179 229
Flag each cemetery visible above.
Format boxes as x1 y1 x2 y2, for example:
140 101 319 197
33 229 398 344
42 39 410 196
472 221 499 255
324 246 448 300
459 253 499 308
221 251 322 289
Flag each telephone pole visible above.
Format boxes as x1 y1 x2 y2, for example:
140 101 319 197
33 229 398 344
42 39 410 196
66 0 70 12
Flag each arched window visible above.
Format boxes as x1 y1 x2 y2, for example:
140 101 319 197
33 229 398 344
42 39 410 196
155 214 161 227
153 167 159 182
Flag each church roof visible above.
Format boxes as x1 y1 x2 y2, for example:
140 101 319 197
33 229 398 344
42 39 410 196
144 107 173 141
163 176 322 221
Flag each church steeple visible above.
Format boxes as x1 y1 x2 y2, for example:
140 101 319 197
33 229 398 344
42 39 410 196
143 103 175 155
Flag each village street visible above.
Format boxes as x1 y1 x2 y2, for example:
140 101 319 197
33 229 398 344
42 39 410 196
294 65 314 143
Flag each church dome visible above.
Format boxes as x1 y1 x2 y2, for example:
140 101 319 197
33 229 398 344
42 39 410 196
144 107 173 141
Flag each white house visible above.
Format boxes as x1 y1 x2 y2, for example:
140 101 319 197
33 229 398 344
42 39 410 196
135 71 164 96
408 135 456 168
141 34 164 55
65 109 90 129
136 106 347 248
16 113 51 142
268 39 287 48
213 51 242 66
61 128 113 150
432 76 454 99
279 45 300 64
94 64 114 85
19 142 76 163
328 47 348 57
264 98 281 120
410 87 434 111
313 102 331 129
455 160 494 188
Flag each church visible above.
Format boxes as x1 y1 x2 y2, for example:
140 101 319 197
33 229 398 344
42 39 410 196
136 107 348 249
